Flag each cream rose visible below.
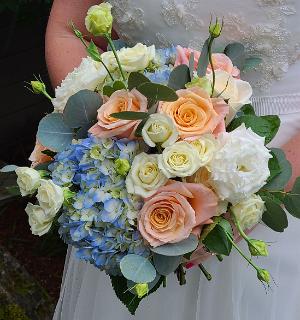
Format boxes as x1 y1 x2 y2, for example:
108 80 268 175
15 167 41 196
208 70 253 124
158 141 201 178
102 43 155 72
142 114 179 148
36 179 64 213
126 153 168 198
210 124 272 204
231 194 265 230
190 134 219 167
25 203 56 236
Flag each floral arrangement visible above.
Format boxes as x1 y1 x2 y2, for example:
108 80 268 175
2 3 300 315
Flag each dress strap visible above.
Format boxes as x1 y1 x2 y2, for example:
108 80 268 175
252 94 300 116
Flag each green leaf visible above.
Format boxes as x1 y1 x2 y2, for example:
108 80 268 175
168 65 191 90
224 42 246 69
197 39 209 77
113 80 127 91
264 148 292 190
137 82 178 102
110 275 163 315
103 85 115 97
150 234 198 257
134 118 148 137
37 113 73 152
153 254 182 276
262 196 288 232
189 51 195 79
283 177 300 219
63 90 102 129
110 111 149 120
267 150 282 182
202 218 233 256
0 165 18 173
41 149 57 158
120 254 156 283
239 104 255 115
243 57 263 71
128 72 151 90
87 40 101 62
227 114 280 144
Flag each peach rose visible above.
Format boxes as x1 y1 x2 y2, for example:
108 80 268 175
138 181 218 247
158 87 229 140
29 140 53 168
175 46 240 77
89 89 148 139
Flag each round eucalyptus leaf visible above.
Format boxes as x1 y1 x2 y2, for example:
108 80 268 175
168 65 191 90
137 82 178 102
120 254 156 284
0 165 19 173
153 254 182 276
150 235 198 257
37 113 73 152
224 42 245 69
63 89 102 128
283 177 300 219
262 196 288 232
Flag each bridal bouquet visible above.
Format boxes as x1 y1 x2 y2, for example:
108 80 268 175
2 3 300 314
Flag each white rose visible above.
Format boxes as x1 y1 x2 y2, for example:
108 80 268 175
210 124 272 204
25 203 56 236
158 141 201 178
102 43 155 72
208 70 252 124
36 179 64 213
126 153 168 198
190 134 219 167
52 57 107 112
142 114 179 148
15 167 41 196
231 194 265 230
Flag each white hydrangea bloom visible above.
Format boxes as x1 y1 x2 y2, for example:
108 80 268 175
52 57 107 112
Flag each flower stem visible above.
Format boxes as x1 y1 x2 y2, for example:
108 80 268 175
216 254 223 262
177 265 186 285
230 209 251 243
208 37 216 97
162 276 167 288
198 264 212 281
105 34 126 82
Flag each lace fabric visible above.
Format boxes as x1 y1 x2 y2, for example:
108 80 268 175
108 0 300 94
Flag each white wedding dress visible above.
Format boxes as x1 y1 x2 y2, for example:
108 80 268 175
53 1 300 319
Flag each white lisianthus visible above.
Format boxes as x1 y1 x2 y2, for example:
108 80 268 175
126 153 168 198
36 179 64 213
158 141 201 178
85 3 113 36
15 167 41 196
210 124 272 204
142 114 178 148
231 194 266 230
102 43 156 72
52 57 107 112
190 134 219 167
208 70 252 124
25 203 56 236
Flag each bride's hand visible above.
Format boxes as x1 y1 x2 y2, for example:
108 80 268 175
45 0 117 88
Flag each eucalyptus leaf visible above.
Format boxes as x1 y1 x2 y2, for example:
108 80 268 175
120 254 156 283
168 65 191 90
135 118 148 137
197 39 209 77
224 42 245 69
262 196 288 232
264 148 292 190
283 177 300 219
128 72 151 90
153 254 182 276
227 114 280 144
63 89 102 128
137 82 178 102
150 235 198 257
267 150 282 182
103 85 115 97
0 165 18 173
110 111 149 120
37 113 73 152
243 57 263 71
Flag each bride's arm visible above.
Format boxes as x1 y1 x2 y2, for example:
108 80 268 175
45 0 115 88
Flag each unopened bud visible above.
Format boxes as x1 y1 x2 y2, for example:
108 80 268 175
31 81 46 95
248 239 269 257
257 268 271 284
134 283 149 298
209 18 223 38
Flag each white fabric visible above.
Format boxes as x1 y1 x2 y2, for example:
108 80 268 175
53 1 300 319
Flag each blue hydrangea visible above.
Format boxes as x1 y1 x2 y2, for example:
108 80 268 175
144 65 173 85
50 136 149 275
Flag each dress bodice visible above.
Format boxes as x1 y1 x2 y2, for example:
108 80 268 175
108 0 300 97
